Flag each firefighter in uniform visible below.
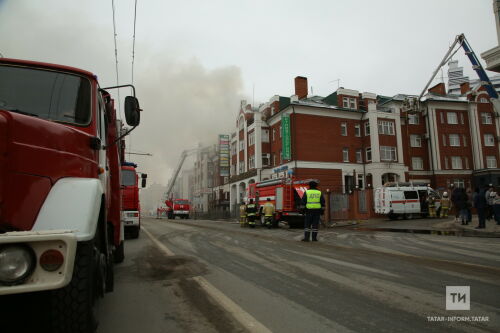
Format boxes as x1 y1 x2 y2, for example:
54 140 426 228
427 195 437 218
262 198 275 229
440 192 451 218
239 201 247 227
246 199 257 228
301 181 325 242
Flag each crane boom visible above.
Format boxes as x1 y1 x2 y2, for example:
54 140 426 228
165 148 198 198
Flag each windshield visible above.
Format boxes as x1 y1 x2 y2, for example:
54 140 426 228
174 200 189 205
0 65 91 125
121 170 136 186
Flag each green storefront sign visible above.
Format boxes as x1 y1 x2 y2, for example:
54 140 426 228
281 115 291 160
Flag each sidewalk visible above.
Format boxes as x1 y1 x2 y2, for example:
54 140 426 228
334 216 500 238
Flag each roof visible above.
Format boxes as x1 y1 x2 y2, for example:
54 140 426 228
0 57 96 79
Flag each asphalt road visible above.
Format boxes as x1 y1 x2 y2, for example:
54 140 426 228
94 217 500 333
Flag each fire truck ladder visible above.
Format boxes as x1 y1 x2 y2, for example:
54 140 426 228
164 148 199 199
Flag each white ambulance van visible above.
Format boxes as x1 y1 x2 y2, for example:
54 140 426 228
374 182 441 219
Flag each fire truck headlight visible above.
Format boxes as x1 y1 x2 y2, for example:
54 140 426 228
0 245 36 285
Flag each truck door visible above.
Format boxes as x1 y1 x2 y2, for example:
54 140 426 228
391 190 405 214
97 94 108 195
403 190 419 213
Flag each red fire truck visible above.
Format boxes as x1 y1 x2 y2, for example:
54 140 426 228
0 58 141 332
248 178 317 227
121 162 147 238
165 199 191 219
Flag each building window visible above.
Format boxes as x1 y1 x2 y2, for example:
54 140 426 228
444 156 449 169
341 122 347 136
463 135 467 147
356 149 362 163
366 147 372 162
412 157 423 170
262 129 270 143
231 142 237 155
451 156 462 169
484 134 495 146
380 146 397 162
453 179 465 188
357 174 364 189
410 135 421 147
460 113 464 124
408 114 420 125
442 134 447 146
279 125 282 138
349 98 356 109
447 112 458 124
239 161 245 173
440 112 444 124
272 129 276 141
249 155 255 169
481 112 493 124
231 164 236 176
343 97 349 108
480 97 488 103
262 154 270 167
343 148 349 162
239 140 244 151
464 157 469 169
354 124 361 137
239 117 244 130
365 122 370 136
486 156 497 168
449 134 460 147
248 131 255 146
378 121 395 135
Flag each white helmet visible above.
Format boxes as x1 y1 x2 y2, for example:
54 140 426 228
443 192 448 196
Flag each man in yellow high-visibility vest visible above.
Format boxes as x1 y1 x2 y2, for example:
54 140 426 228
301 180 325 242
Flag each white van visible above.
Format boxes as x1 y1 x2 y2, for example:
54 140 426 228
374 183 441 219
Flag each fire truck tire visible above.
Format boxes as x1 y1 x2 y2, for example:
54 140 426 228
130 226 140 239
388 213 399 220
114 241 125 263
50 240 98 333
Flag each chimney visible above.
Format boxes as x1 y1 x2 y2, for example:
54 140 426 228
460 82 470 95
294 76 308 99
428 82 446 96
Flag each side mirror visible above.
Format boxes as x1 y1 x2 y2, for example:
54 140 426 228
124 96 141 126
141 178 147 188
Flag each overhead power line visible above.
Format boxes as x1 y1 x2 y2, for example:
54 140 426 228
111 0 121 119
131 0 138 85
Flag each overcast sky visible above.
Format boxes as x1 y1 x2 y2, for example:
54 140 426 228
0 0 497 186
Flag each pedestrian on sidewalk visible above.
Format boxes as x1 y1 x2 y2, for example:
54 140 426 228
450 185 461 222
301 180 325 242
239 201 247 227
456 188 469 225
492 189 500 225
474 187 487 229
440 192 451 218
486 185 495 221
466 188 473 223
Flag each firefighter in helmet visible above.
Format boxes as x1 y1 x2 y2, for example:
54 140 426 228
427 194 437 218
440 192 451 218
301 180 325 241
246 199 257 228
261 198 276 229
239 201 247 227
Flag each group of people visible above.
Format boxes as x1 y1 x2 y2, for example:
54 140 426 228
238 181 326 241
239 198 278 229
441 185 500 228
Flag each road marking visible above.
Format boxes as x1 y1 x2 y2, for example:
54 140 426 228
141 226 272 333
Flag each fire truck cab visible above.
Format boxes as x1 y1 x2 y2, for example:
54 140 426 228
374 183 442 219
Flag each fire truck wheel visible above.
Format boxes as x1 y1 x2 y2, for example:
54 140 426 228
131 226 140 239
114 241 125 263
51 240 98 333
388 213 399 220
